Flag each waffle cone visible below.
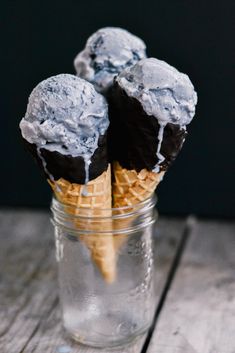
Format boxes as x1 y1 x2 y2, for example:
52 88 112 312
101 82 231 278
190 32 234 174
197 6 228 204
112 161 164 251
49 165 116 283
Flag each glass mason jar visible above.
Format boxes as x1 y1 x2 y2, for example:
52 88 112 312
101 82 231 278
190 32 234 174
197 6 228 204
51 196 157 349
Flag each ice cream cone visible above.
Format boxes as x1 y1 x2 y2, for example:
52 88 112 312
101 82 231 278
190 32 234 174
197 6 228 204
112 161 164 251
49 165 116 283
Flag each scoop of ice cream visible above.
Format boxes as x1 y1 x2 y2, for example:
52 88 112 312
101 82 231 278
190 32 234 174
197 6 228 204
20 74 109 183
20 74 108 156
109 58 197 172
74 27 146 94
116 58 197 127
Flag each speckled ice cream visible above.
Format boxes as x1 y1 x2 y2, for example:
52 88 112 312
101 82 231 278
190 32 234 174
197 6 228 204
20 74 108 156
74 27 146 94
116 58 197 127
20 74 109 183
109 58 197 172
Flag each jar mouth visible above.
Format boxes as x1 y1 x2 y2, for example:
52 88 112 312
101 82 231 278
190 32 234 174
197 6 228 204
50 194 157 235
51 194 157 220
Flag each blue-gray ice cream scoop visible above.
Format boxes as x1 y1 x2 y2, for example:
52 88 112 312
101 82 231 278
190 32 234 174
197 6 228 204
19 74 109 184
74 27 146 94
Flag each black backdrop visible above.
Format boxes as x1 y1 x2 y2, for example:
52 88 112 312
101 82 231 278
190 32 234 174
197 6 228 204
1 0 234 218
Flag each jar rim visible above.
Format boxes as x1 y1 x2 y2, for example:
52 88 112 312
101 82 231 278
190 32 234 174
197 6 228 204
51 193 157 220
50 195 157 235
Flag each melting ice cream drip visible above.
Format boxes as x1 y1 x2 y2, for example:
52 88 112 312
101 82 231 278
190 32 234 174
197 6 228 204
82 157 91 196
155 123 166 171
36 147 61 193
37 147 55 182
84 158 91 185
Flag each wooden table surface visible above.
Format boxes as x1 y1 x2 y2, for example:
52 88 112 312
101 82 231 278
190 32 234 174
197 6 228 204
0 210 234 353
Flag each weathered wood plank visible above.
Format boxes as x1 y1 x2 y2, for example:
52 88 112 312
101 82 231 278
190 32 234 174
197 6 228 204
147 220 235 353
0 210 56 353
0 211 185 353
20 217 185 353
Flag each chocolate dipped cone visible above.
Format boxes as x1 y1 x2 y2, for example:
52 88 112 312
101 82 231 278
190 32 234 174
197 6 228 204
109 58 197 252
19 74 116 283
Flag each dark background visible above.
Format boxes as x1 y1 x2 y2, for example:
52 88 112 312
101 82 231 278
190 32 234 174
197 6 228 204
1 0 234 218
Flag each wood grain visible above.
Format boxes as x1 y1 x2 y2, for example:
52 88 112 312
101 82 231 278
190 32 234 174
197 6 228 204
147 220 235 353
0 210 56 353
0 211 184 353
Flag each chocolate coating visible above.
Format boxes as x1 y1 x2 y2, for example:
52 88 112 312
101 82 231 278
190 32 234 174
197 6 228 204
22 133 109 184
108 83 187 172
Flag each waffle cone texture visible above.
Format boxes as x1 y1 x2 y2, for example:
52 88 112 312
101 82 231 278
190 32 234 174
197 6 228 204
112 161 164 251
48 165 116 283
